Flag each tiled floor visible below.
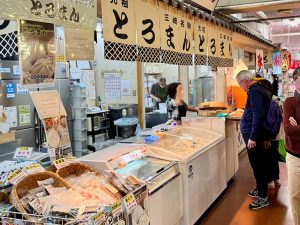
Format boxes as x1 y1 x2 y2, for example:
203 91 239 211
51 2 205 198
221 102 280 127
196 150 294 225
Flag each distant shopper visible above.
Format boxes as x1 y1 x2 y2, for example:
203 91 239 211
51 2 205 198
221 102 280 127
283 67 300 225
272 74 279 97
150 77 168 109
237 70 274 210
166 82 198 122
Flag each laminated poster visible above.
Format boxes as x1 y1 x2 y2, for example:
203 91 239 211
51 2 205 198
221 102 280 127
104 73 121 100
18 105 31 126
19 19 56 88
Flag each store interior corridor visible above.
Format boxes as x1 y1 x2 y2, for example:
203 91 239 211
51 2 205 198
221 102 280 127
196 151 293 225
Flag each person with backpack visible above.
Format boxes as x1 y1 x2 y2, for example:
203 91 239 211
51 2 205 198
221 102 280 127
236 70 282 210
283 67 300 225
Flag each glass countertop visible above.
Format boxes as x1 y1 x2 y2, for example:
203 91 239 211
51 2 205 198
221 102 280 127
114 156 170 181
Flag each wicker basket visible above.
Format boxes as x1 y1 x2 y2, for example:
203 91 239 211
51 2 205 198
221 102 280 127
9 171 71 222
56 162 99 180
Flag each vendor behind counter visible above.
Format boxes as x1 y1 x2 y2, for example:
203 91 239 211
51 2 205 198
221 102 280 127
150 77 168 110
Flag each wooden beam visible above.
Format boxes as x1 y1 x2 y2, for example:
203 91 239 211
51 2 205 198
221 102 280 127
233 32 274 51
137 61 144 128
97 0 102 18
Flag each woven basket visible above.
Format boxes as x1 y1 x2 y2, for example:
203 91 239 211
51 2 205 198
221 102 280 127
56 162 99 180
9 171 71 222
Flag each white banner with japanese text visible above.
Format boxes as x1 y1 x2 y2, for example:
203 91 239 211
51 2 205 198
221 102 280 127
194 18 208 65
102 0 137 61
1 0 96 28
263 50 273 69
134 0 161 63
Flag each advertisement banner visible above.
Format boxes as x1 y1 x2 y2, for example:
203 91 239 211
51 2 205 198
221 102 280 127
19 19 56 88
281 50 291 72
256 49 264 73
1 0 96 28
101 0 136 45
263 50 272 65
272 51 281 75
134 0 160 49
64 25 94 60
194 18 208 56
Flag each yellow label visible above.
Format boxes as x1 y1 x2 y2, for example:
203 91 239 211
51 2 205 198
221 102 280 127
112 201 122 216
56 55 65 62
7 169 22 182
123 193 137 213
93 210 105 225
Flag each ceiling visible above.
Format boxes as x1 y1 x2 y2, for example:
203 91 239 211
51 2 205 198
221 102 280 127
215 0 300 52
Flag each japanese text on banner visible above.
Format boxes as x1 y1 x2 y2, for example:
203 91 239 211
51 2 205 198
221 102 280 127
102 0 136 45
194 19 208 56
134 0 160 49
177 13 194 55
207 23 219 58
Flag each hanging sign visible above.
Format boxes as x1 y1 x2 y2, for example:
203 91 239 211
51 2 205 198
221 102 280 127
1 0 96 28
192 0 219 12
207 23 219 58
218 28 226 58
102 0 136 45
272 51 281 74
19 19 56 88
256 49 264 73
263 50 272 65
159 7 180 52
194 18 208 56
177 13 194 55
134 0 160 49
281 50 291 72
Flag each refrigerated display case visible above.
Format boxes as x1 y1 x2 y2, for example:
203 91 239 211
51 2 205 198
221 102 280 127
148 127 226 225
80 143 183 225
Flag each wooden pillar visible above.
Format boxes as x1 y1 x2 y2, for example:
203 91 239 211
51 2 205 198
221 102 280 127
137 61 145 128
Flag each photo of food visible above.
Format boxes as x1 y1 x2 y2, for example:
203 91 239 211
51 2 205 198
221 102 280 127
19 19 56 87
43 116 70 149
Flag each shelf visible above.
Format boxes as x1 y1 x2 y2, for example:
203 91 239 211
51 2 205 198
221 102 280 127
87 126 110 135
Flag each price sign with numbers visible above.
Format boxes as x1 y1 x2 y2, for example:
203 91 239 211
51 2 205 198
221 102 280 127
24 163 45 174
6 169 27 185
112 200 123 217
53 158 69 169
13 147 33 160
122 193 137 213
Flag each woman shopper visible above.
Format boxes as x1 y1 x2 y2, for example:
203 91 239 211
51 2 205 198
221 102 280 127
283 67 300 225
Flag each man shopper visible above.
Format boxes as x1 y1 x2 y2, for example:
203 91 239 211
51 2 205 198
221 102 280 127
150 77 168 109
237 70 273 210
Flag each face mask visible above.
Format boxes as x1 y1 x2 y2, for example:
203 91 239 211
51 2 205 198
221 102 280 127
294 90 300 104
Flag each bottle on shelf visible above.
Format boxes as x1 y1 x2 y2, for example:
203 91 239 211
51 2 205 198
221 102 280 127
135 124 142 141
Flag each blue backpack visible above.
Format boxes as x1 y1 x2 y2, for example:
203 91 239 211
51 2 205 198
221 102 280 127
263 99 282 138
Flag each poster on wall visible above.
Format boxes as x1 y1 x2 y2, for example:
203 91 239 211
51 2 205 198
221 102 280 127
64 26 94 61
272 51 281 75
18 105 31 127
104 73 121 100
81 70 96 100
19 19 56 88
255 49 264 74
121 79 131 96
2 106 17 128
134 0 161 63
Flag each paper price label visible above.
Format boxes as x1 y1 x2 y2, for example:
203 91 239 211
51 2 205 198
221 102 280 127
122 193 137 213
24 163 45 174
66 156 78 164
105 183 119 195
53 158 68 169
56 55 65 62
6 169 27 185
112 201 123 217
93 210 105 225
13 147 33 160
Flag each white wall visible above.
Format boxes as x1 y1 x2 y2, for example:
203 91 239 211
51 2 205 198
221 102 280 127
143 63 179 84
94 26 138 105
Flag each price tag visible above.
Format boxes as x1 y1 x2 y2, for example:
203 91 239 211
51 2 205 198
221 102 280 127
6 169 27 185
56 55 65 62
105 183 119 195
122 193 137 213
13 147 33 160
112 200 123 217
53 158 68 169
93 210 105 225
24 163 45 174
66 156 78 164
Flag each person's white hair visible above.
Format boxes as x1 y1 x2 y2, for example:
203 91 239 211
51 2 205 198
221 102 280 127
236 70 253 81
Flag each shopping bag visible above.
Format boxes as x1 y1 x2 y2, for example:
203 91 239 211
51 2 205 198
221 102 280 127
277 139 286 162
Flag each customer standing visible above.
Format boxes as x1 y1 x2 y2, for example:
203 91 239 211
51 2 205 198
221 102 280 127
150 77 168 110
272 74 279 97
237 70 273 209
283 67 300 225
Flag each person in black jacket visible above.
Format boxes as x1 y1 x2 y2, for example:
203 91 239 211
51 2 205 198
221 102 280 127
272 74 279 97
237 70 273 210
